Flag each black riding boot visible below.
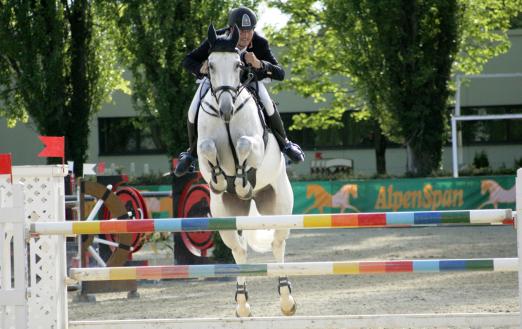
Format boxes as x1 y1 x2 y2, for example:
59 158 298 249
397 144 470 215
268 111 305 163
174 120 198 177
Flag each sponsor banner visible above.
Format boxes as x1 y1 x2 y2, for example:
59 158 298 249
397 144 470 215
135 176 516 216
293 176 516 214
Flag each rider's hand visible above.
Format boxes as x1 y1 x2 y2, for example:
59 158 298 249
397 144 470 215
244 52 262 69
200 60 209 75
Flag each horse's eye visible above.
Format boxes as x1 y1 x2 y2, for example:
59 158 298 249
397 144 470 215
208 63 214 70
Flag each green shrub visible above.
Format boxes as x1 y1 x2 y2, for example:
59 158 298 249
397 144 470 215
473 151 490 169
514 157 522 169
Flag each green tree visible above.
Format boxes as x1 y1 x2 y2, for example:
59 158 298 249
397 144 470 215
0 1 126 176
268 0 521 176
104 1 255 159
327 1 460 176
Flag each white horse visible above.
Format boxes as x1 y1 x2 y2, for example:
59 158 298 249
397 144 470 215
196 24 296 317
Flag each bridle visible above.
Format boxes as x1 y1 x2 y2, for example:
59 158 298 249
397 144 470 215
208 59 254 105
210 83 240 104
204 57 255 121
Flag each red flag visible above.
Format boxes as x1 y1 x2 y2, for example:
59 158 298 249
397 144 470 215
38 136 64 158
0 153 12 175
98 162 105 174
0 153 13 183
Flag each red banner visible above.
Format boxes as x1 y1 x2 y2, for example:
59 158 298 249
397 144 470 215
97 161 105 174
0 153 12 175
0 153 13 183
38 136 64 158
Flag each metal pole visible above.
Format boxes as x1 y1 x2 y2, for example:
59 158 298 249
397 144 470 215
515 168 522 325
452 75 461 178
451 117 458 178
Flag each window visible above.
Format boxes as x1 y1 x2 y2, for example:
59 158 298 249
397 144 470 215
280 112 386 149
460 106 522 145
98 117 165 155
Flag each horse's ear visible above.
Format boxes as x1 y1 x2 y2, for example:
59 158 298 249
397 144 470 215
230 24 239 47
208 24 217 48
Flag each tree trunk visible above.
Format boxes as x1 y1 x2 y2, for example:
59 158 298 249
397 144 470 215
373 121 387 175
67 0 92 177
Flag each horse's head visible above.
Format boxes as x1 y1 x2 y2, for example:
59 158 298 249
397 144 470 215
341 184 358 198
306 185 323 199
207 24 242 123
480 180 493 195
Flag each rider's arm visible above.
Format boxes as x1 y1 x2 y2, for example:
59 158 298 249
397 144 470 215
182 40 211 79
254 37 285 81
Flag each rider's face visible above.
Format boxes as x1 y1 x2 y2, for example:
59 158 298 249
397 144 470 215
236 28 254 49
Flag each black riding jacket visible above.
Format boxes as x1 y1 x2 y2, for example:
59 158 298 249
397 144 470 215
182 28 285 82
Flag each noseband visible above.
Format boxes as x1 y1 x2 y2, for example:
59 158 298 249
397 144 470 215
211 84 240 104
208 65 254 111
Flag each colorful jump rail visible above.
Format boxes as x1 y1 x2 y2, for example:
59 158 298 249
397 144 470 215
31 209 514 235
69 258 517 281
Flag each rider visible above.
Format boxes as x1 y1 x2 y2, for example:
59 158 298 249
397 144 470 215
174 6 305 177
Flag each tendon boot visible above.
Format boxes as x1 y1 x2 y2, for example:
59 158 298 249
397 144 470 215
268 111 305 163
174 121 198 177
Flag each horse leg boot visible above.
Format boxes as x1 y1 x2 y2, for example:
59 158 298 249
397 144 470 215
273 229 296 316
198 139 227 193
219 230 251 317
234 136 261 199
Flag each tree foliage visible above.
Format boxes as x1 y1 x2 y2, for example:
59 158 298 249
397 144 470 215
103 1 255 158
0 0 126 176
267 0 521 176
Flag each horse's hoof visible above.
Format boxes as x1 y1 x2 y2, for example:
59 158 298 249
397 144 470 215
236 189 253 200
210 183 226 194
234 181 253 200
235 303 252 317
281 299 297 316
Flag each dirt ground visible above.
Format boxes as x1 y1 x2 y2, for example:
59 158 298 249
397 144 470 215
68 225 518 322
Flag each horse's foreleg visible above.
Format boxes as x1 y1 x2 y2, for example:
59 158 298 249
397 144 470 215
255 177 297 316
218 230 251 316
234 136 262 200
272 228 296 316
198 139 227 193
212 194 252 317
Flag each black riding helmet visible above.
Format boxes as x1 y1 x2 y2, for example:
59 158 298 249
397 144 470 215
228 6 257 30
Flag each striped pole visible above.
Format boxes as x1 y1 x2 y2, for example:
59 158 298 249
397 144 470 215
30 209 513 235
69 258 517 281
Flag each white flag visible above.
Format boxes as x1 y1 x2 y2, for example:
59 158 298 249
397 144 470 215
83 163 97 176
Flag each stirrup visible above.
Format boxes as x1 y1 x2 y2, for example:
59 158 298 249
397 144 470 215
283 141 305 163
174 152 196 177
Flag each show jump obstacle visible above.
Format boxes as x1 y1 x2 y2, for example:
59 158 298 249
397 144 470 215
1 166 522 328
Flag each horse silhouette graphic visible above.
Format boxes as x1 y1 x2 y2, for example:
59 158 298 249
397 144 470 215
305 184 359 213
478 179 515 209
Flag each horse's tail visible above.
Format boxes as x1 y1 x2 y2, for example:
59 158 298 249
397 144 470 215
243 229 274 253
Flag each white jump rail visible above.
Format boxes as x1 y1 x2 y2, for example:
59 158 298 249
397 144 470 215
69 313 520 329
